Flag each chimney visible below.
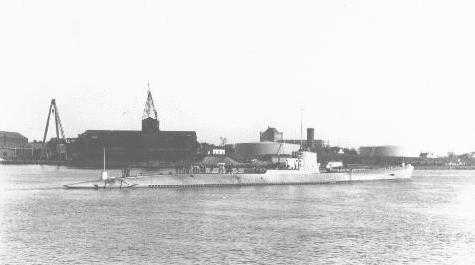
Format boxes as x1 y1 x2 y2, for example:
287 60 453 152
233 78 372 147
307 128 314 141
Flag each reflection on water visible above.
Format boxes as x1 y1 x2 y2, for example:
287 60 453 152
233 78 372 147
1 165 475 264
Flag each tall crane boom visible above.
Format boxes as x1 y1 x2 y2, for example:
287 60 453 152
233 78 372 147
41 99 68 160
142 84 158 120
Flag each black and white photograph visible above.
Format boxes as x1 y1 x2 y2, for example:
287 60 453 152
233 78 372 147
1 0 475 264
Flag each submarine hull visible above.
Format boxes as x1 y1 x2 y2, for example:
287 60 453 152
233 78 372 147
64 165 414 189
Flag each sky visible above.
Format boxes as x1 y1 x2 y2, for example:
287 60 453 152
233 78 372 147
1 0 475 156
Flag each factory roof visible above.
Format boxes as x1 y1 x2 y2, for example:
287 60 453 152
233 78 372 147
262 127 281 133
82 130 140 136
80 130 196 136
0 131 27 139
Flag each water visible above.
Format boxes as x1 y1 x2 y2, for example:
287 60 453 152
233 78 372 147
1 166 475 264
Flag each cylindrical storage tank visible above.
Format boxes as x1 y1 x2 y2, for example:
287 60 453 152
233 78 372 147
235 142 301 157
307 128 315 141
358 145 405 157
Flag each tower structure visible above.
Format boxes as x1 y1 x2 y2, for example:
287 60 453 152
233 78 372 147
142 85 160 133
41 99 68 160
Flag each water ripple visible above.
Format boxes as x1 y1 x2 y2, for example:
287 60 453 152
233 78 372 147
1 166 475 264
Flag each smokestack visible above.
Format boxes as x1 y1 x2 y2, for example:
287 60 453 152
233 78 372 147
307 128 314 141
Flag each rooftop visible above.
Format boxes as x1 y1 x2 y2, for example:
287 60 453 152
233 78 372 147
0 131 27 139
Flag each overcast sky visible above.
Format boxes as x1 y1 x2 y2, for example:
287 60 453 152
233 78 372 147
1 0 475 155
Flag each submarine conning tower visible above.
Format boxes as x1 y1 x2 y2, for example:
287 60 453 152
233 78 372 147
142 89 160 133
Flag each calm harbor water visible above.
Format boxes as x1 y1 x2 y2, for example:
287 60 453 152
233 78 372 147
1 166 474 264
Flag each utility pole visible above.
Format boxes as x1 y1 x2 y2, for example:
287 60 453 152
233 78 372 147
41 99 68 160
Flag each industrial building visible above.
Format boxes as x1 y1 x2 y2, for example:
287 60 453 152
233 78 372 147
359 145 405 157
0 131 31 160
235 126 328 158
279 128 325 152
260 127 283 142
72 90 199 162
235 126 300 157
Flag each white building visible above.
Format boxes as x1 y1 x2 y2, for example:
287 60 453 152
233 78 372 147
210 149 225 156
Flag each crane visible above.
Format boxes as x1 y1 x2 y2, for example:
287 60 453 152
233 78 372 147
41 99 68 160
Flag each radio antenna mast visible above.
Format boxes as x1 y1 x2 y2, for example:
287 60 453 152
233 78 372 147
300 108 304 149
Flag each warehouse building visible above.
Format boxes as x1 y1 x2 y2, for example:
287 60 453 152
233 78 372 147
0 131 31 160
72 90 199 162
260 127 283 142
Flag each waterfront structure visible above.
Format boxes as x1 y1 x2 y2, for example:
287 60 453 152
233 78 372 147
72 89 199 162
0 131 30 160
419 152 438 159
29 141 44 160
235 126 300 157
279 127 325 152
210 148 225 156
359 145 405 157
307 128 314 142
75 130 197 161
260 127 283 142
41 99 68 160
235 142 301 157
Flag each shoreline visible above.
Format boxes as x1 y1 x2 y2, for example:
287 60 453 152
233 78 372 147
0 160 177 169
2 160 475 170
